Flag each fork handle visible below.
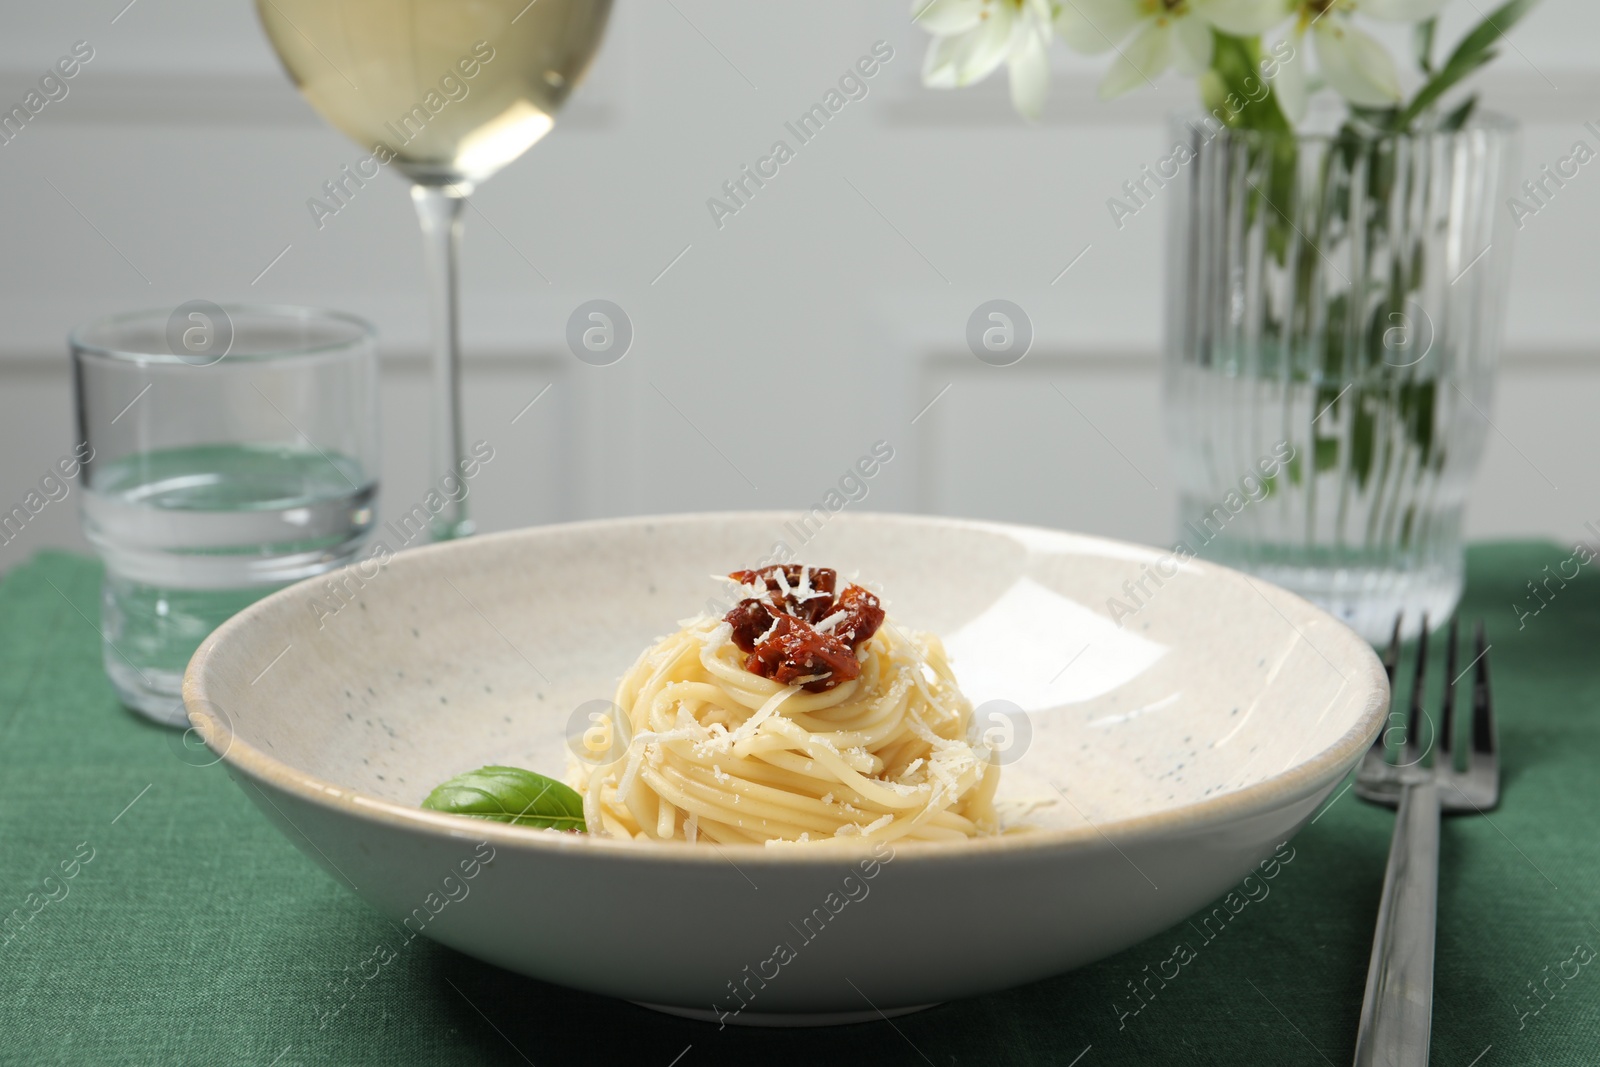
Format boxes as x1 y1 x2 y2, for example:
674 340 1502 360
1353 777 1440 1066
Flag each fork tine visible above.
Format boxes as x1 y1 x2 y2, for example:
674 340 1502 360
1405 613 1429 764
1471 621 1496 760
1439 616 1460 765
1382 613 1403 687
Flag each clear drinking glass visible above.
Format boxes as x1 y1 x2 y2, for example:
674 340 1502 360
1163 112 1520 642
72 305 379 725
254 0 614 541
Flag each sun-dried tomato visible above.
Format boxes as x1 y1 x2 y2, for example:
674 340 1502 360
722 566 881 692
727 565 837 623
725 598 773 653
739 611 862 691
832 585 885 646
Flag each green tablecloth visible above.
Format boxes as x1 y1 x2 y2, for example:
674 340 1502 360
2 545 1596 1066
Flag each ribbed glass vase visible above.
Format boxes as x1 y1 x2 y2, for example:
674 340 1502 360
1163 112 1519 642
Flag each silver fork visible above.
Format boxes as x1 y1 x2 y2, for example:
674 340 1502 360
1351 616 1500 1067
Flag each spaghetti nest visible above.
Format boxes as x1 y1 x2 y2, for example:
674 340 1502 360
571 611 1002 847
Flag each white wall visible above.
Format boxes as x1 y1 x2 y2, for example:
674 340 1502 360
0 0 1596 569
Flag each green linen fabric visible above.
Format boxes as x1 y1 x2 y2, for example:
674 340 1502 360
0 545 1595 1066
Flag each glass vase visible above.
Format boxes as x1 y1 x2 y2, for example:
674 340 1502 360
1162 112 1520 642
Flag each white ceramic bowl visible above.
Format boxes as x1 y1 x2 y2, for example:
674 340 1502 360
185 513 1386 1024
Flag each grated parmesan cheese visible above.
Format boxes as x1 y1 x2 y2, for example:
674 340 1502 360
861 813 893 834
813 610 849 635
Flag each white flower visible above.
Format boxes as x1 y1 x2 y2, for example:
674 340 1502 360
1273 0 1448 122
1056 0 1290 99
915 0 1055 119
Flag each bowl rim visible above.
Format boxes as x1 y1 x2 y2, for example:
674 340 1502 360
183 511 1388 867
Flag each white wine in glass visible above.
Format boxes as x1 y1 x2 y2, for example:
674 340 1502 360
257 0 614 538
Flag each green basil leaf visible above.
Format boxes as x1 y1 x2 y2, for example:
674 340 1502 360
421 765 586 832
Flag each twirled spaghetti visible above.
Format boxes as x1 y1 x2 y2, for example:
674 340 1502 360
570 566 1001 847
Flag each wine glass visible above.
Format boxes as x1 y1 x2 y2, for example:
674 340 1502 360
256 0 614 539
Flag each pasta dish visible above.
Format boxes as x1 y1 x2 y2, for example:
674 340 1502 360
570 565 1002 847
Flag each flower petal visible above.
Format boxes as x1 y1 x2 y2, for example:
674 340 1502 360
1313 18 1401 107
1022 0 1055 24
1055 0 1143 54
1099 19 1171 99
910 0 988 37
1007 24 1051 118
1195 0 1291 36
1270 29 1309 123
1172 13 1215 76
1359 0 1451 22
921 12 1014 87
921 35 961 86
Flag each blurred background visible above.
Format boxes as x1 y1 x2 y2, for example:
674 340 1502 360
0 0 1594 570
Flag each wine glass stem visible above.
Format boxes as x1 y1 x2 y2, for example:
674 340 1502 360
410 183 475 541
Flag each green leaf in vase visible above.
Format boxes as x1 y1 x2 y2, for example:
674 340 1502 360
421 765 586 832
1440 94 1479 132
1365 139 1397 242
1322 294 1350 380
1207 32 1290 136
1407 242 1429 293
1401 378 1437 466
1367 295 1413 373
1441 0 1540 77
1414 17 1439 76
1332 123 1367 180
1352 392 1378 490
1206 32 1298 264
1349 105 1400 133
1397 0 1540 129
1315 436 1341 475
1399 49 1497 128
1314 381 1348 423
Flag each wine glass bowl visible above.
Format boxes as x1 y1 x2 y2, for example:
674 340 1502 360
257 0 612 188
